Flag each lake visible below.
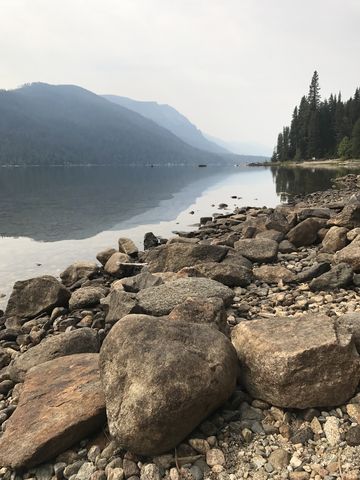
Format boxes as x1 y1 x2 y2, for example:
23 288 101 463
0 164 358 308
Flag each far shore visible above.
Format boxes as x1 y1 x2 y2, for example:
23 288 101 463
249 158 360 169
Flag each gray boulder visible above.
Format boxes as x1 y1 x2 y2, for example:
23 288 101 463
100 315 237 455
182 262 252 287
337 312 360 352
8 328 99 382
168 297 227 332
321 226 348 253
137 277 234 316
104 252 131 277
5 276 70 319
309 263 353 291
231 314 360 408
96 248 117 266
234 238 278 263
120 271 164 293
334 237 360 272
118 238 138 257
101 290 138 324
142 243 228 273
328 203 360 229
69 286 108 310
286 218 320 247
60 261 98 287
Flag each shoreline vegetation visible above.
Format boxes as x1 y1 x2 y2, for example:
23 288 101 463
1 173 360 478
249 158 360 168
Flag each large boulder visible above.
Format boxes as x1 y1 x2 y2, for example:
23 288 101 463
0 354 105 469
142 243 228 273
309 263 353 291
118 237 138 257
231 314 360 409
99 315 237 455
328 204 360 229
101 290 138 324
5 276 70 319
120 271 164 293
69 285 108 310
336 312 360 352
233 238 278 263
181 262 252 287
265 210 290 233
8 328 99 382
168 297 227 332
253 265 296 284
137 277 234 316
321 226 348 253
60 261 98 287
334 237 360 272
104 252 131 277
286 218 320 247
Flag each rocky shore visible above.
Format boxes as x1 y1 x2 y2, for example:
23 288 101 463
1 174 360 480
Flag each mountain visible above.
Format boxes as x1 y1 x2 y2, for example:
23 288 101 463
103 95 228 155
0 83 225 166
204 134 272 158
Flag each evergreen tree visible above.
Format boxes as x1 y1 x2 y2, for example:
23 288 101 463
337 137 352 159
272 71 360 162
352 118 360 158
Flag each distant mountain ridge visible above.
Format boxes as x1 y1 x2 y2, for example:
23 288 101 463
0 83 227 167
103 95 229 155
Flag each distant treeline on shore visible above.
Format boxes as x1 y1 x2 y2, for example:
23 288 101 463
272 71 360 162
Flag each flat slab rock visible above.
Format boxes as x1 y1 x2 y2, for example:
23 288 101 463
231 314 360 409
0 353 106 469
136 277 234 316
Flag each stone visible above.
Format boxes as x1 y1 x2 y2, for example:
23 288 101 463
101 290 137 324
231 314 360 408
278 240 296 253
137 278 234 316
323 416 341 446
205 449 225 467
268 449 290 470
168 297 227 332
309 263 353 291
297 207 332 221
60 262 98 287
345 425 360 446
8 328 99 382
346 403 360 423
0 353 105 468
290 426 313 444
328 203 360 229
188 438 210 454
96 248 117 266
321 226 348 253
144 232 159 250
118 238 138 257
221 252 253 270
289 473 309 480
182 262 253 287
75 462 96 480
123 459 140 478
234 238 278 263
120 272 164 293
286 218 320 247
107 468 124 480
253 265 295 283
296 262 331 283
104 252 131 277
256 229 284 242
348 228 360 241
265 210 290 233
0 348 11 369
334 237 360 272
142 243 228 273
69 286 107 310
100 316 237 456
5 276 70 319
140 464 161 480
337 313 360 352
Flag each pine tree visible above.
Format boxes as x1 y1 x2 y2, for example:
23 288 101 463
352 118 360 158
308 71 321 110
337 136 352 159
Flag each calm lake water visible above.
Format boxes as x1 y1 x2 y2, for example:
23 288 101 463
0 164 358 308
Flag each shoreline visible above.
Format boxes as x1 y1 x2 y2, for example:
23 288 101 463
0 174 360 478
249 158 360 169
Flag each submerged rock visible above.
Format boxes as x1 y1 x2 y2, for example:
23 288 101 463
100 315 237 455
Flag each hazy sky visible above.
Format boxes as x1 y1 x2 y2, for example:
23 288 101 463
1 0 360 154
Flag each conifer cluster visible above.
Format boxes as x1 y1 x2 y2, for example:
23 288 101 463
272 72 360 161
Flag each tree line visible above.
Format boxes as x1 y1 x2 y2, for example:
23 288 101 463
272 71 360 162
